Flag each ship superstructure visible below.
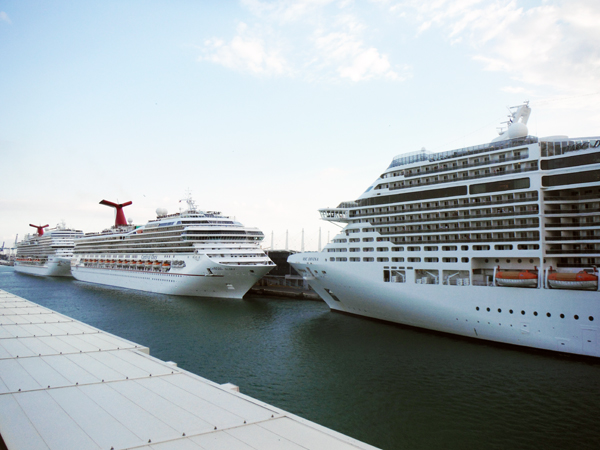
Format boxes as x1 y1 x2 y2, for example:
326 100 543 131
71 195 275 298
289 103 600 357
15 223 83 277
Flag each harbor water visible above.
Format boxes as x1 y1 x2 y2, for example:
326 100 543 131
1 266 599 450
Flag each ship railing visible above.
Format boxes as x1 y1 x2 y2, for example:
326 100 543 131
402 154 530 178
546 249 600 254
545 236 600 241
544 193 600 202
388 166 538 191
387 136 538 169
365 212 539 224
388 236 540 244
540 137 600 157
349 195 539 218
544 208 600 215
377 223 540 233
319 208 351 222
545 222 600 228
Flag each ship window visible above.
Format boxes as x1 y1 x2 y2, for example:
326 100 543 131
541 152 600 170
363 257 374 262
378 257 389 262
542 170 600 187
443 257 458 263
470 178 530 194
392 257 405 262
408 257 421 262
461 257 469 263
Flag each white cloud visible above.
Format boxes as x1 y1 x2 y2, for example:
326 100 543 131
0 11 11 24
393 0 600 97
201 0 407 82
199 23 290 76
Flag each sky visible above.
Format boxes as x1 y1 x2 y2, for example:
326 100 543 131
1 0 599 252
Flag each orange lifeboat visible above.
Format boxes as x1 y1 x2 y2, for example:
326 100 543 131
495 268 538 288
548 271 598 290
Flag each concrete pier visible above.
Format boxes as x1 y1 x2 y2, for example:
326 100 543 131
0 289 378 450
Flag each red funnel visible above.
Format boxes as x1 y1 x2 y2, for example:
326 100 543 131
99 200 133 226
30 224 49 236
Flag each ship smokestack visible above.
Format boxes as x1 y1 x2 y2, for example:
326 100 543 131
29 224 49 236
99 200 133 227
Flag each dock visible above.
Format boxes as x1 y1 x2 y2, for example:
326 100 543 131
0 289 378 450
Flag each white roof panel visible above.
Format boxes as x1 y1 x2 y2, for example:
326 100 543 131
0 289 380 450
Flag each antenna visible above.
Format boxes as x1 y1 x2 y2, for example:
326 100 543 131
99 200 133 226
29 224 49 236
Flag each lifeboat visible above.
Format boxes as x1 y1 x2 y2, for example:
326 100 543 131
548 271 598 290
153 261 161 265
495 269 538 287
162 261 171 266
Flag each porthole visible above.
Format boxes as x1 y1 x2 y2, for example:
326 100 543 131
485 259 489 263
506 259 511 263
476 306 480 311
534 311 538 316
560 313 565 318
546 312 551 317
498 308 502 313
509 309 513 314
574 315 579 320
486 307 490 312
495 259 499 263
518 259 522 263
590 316 595 321
521 310 525 315
529 259 534 263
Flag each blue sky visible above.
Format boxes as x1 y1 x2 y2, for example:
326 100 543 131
1 0 599 251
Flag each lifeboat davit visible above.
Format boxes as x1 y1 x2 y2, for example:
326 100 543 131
496 269 538 287
548 271 598 290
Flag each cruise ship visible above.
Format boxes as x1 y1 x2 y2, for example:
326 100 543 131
71 196 275 298
289 103 600 358
15 223 83 277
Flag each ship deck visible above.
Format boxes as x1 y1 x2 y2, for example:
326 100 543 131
0 289 378 450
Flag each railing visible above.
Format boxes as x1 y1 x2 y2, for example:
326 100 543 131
349 195 539 218
540 137 600 157
402 154 530 178
389 236 539 244
545 222 600 228
388 136 538 169
388 166 538 192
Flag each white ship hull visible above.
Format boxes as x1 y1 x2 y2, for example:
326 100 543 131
14 257 73 277
289 256 600 358
72 255 272 299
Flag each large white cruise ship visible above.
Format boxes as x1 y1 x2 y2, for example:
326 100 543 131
15 223 83 277
71 195 275 298
289 103 600 358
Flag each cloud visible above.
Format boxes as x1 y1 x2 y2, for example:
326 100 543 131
201 1 407 82
393 0 600 96
0 11 11 24
314 30 405 81
199 23 290 76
